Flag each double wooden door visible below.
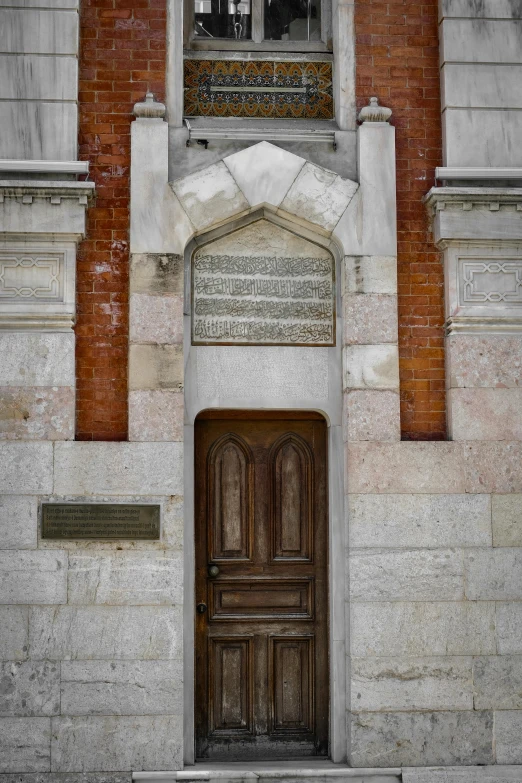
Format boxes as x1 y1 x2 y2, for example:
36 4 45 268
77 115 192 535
195 411 329 760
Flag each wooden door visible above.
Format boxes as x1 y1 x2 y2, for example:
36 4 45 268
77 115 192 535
195 411 329 760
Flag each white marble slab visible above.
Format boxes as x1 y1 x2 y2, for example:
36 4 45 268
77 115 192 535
441 19 522 63
280 162 358 233
443 109 522 167
171 161 249 233
223 141 305 209
440 0 522 19
442 64 522 110
0 55 77 100
0 9 78 54
0 101 77 161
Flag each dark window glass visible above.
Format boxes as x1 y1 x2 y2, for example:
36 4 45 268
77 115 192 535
194 0 251 39
264 0 321 41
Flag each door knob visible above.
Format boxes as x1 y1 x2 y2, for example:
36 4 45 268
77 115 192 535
208 564 220 577
196 602 207 614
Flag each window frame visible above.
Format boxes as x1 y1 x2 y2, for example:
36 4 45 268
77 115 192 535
185 0 332 52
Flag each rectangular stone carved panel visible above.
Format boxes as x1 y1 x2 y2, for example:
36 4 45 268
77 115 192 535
192 220 335 346
459 258 522 307
0 252 64 302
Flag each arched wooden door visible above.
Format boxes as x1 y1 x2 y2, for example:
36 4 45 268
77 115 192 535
195 411 329 760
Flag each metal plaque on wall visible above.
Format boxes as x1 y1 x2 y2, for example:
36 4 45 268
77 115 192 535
192 252 336 347
41 503 161 540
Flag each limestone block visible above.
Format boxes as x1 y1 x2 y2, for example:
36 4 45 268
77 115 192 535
0 0 79 6
171 161 249 232
348 494 492 548
442 64 522 110
440 0 522 18
495 712 522 764
496 603 522 654
344 390 401 442
349 549 464 602
67 552 183 605
280 162 358 232
0 9 77 53
403 767 522 782
0 607 28 660
29 606 182 660
473 656 522 710
0 776 131 783
223 142 306 208
464 549 522 600
0 387 74 441
493 495 522 547
351 656 473 712
0 551 67 604
350 710 493 768
0 717 51 773
130 254 183 296
346 442 465 494
343 295 398 345
60 660 183 716
128 344 183 391
343 345 399 390
128 391 183 442
343 256 398 295
54 442 183 496
0 662 59 717
441 19 522 63
50 715 183 772
129 294 183 345
443 109 522 167
0 102 77 161
0 333 74 387
446 335 522 389
0 55 77 100
464 443 522 494
351 602 496 657
449 388 522 441
0 496 37 549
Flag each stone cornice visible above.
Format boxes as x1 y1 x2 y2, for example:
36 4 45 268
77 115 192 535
0 180 95 206
424 186 522 215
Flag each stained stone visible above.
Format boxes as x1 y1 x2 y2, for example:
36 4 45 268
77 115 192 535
0 496 37 549
473 656 522 710
0 551 67 605
0 662 60 717
0 717 51 773
464 549 522 600
492 495 522 547
0 606 29 660
495 711 522 764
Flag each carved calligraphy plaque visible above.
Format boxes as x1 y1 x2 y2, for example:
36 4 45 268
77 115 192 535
41 503 160 540
192 222 335 347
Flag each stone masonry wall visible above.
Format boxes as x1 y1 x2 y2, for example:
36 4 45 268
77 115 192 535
355 0 445 440
77 0 167 440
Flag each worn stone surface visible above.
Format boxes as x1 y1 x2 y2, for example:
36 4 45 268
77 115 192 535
129 294 183 345
351 657 473 712
0 717 51 773
67 552 183 605
446 334 522 389
496 603 522 655
343 345 399 390
0 551 67 604
0 776 131 783
51 715 183 772
403 766 522 782
349 549 464 601
54 442 183 496
473 656 522 710
29 606 182 660
223 141 306 208
128 344 183 391
0 387 74 440
130 253 183 296
0 333 74 387
280 162 358 232
0 496 37 549
344 390 401 442
449 388 522 441
343 256 398 295
0 443 53 494
350 710 493 768
464 442 522 494
495 711 522 765
0 662 59 717
343 294 398 345
492 495 522 547
60 660 183 716
464 549 522 600
348 494 492 548
346 443 465 494
0 606 28 660
351 602 496 657
171 161 248 232
128 391 183 442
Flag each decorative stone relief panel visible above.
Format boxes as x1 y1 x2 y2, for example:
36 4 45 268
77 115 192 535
0 252 64 302
191 219 335 346
459 259 522 306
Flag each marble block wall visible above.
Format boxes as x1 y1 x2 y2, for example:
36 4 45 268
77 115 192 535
439 0 522 167
0 0 79 161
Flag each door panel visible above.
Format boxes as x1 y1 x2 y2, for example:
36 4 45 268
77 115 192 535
195 412 328 760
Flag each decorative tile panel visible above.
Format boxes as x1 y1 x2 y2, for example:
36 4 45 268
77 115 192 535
184 59 333 119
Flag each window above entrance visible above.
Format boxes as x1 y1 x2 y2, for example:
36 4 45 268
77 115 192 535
187 0 331 51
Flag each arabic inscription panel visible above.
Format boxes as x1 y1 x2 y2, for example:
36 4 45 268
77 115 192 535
192 220 335 347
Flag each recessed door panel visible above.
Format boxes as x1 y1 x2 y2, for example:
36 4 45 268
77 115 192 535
195 412 328 760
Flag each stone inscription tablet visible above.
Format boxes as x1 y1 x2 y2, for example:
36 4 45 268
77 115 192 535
41 503 160 540
192 254 335 346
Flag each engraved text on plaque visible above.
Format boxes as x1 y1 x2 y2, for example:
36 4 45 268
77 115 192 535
41 503 160 540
